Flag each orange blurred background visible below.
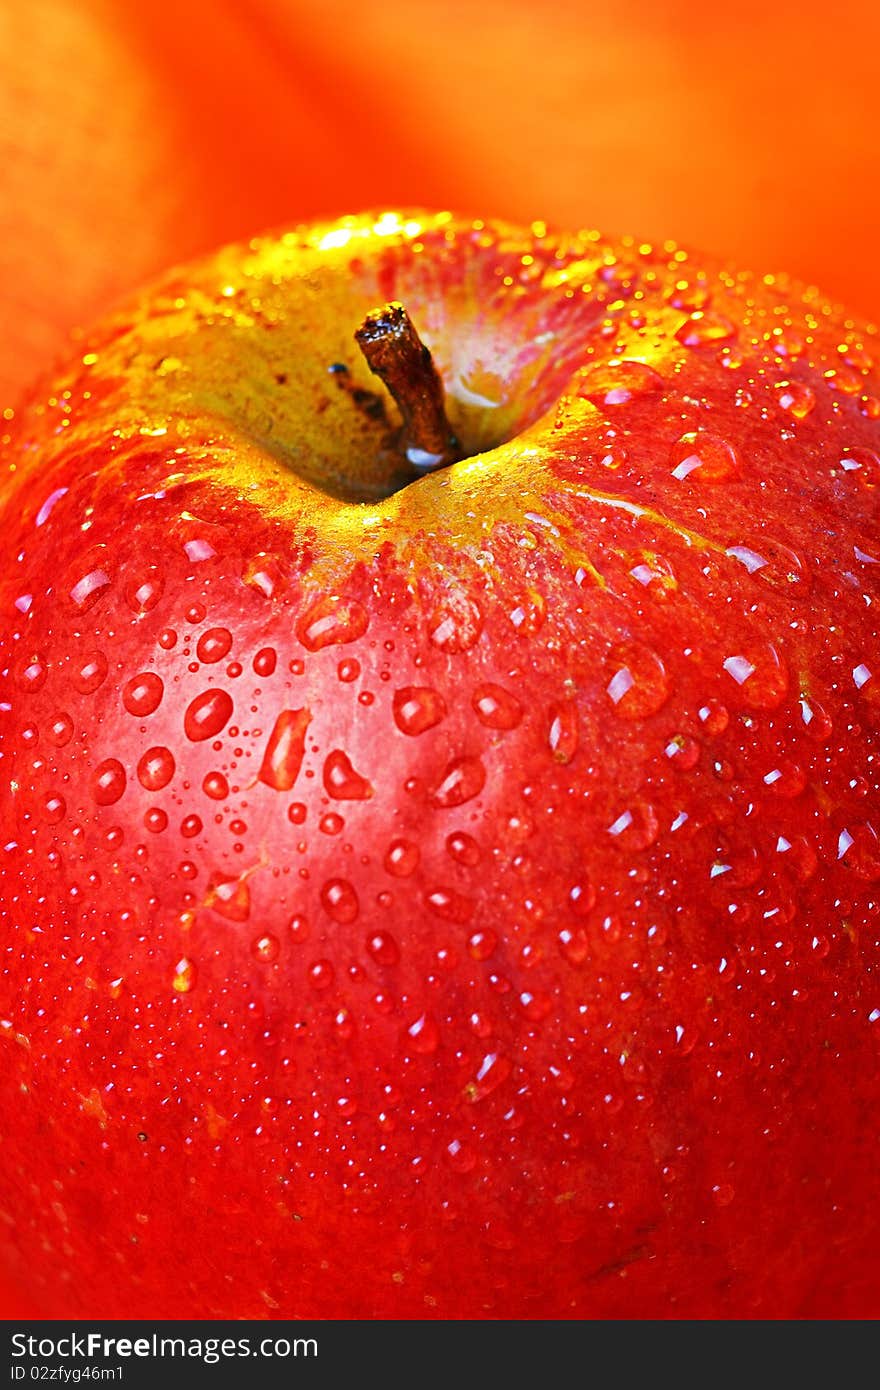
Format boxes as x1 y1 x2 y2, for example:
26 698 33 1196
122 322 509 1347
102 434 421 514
0 0 877 1318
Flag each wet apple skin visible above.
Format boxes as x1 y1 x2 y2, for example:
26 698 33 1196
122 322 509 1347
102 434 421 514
0 213 878 1318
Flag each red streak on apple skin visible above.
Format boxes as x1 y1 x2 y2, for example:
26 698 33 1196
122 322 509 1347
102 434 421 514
0 213 879 1319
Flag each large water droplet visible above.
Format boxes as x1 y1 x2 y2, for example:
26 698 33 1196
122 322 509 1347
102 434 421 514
137 746 176 791
406 1012 440 1055
172 957 197 994
384 839 420 876
184 688 234 741
203 771 229 801
424 886 474 923
297 596 368 650
366 930 400 966
14 653 48 694
471 683 523 730
258 709 311 791
323 750 373 800
92 758 127 806
123 672 164 717
775 380 815 419
670 430 739 482
577 359 664 406
548 703 579 763
321 877 360 923
605 641 670 718
253 647 277 677
466 1051 512 1101
196 628 233 664
428 590 483 653
393 686 447 735
72 652 108 695
429 756 487 808
47 712 74 746
206 873 251 921
675 312 737 348
125 566 164 613
722 642 789 710
447 831 481 866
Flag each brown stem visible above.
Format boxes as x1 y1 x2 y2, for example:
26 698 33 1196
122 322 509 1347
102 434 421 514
354 302 461 473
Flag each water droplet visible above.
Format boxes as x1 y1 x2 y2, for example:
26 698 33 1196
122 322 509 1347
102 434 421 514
136 746 176 791
508 590 546 635
428 590 483 653
242 552 287 599
467 929 498 960
425 887 474 923
323 750 373 800
320 812 344 835
558 927 589 964
258 708 311 791
181 814 202 838
393 686 447 735
445 1139 477 1173
722 642 789 710
43 794 66 824
203 771 229 801
184 688 234 741
288 802 307 825
297 595 368 650
13 653 47 695
446 831 481 866
66 549 112 611
676 312 737 348
196 628 232 664
406 1012 440 1055
466 1051 512 1101
840 447 880 488
605 641 670 718
429 756 486 808
288 913 310 943
548 702 579 763
626 549 677 595
172 957 197 994
252 933 280 963
125 567 164 613
144 807 168 833
577 359 664 405
206 873 251 921
47 712 74 746
471 683 523 730
321 877 359 923
308 959 335 990
697 699 729 734
670 430 739 482
518 989 552 1022
775 380 815 419
366 930 400 966
762 760 806 798
338 658 360 682
385 839 420 876
607 801 659 851
70 652 108 695
253 647 277 677
839 822 880 881
665 733 700 769
799 696 832 740
158 628 177 650
123 672 164 717
92 758 127 806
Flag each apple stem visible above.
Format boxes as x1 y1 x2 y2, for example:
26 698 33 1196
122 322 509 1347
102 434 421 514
355 302 461 474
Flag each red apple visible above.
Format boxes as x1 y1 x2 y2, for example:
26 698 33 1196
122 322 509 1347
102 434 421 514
1 211 878 1319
